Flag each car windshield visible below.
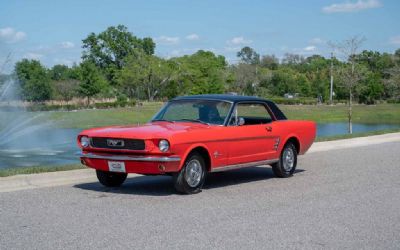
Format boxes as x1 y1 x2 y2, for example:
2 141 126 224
152 99 232 125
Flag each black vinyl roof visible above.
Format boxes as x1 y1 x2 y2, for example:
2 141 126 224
172 94 287 120
173 94 268 103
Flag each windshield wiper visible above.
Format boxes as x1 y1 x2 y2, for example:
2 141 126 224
175 119 210 125
151 119 174 123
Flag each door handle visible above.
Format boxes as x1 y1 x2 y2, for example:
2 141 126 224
265 126 272 132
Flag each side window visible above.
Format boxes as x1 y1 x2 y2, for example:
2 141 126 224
229 103 273 126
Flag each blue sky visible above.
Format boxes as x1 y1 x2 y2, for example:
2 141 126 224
1 0 399 72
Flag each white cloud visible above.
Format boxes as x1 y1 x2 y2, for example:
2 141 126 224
227 36 252 45
310 38 325 45
0 27 26 43
59 41 75 49
389 36 400 45
322 0 382 13
156 36 180 45
224 46 241 52
303 46 317 52
54 58 75 66
185 34 200 41
23 52 44 60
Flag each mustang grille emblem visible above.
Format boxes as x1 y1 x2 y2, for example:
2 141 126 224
107 139 125 147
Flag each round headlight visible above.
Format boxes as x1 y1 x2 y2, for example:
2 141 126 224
159 139 169 152
80 136 90 148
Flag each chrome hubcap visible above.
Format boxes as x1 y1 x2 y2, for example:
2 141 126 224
282 147 294 172
185 159 203 187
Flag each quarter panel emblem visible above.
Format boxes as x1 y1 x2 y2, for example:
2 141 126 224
213 151 222 158
107 139 125 147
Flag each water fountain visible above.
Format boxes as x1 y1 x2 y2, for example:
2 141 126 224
0 79 80 169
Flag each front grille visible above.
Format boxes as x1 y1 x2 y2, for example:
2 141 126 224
90 137 145 150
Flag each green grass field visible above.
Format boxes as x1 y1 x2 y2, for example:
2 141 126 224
47 103 400 129
281 104 400 124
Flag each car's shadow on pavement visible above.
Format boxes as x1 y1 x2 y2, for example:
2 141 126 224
74 167 305 196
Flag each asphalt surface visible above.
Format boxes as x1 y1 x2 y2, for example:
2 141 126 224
1 142 400 249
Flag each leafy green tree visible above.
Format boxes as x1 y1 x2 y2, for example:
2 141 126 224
237 47 260 65
175 50 226 95
50 64 70 81
15 59 52 101
355 50 394 78
116 50 177 100
78 61 106 105
82 25 155 83
384 65 400 100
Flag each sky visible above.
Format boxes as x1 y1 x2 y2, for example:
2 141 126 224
0 0 399 73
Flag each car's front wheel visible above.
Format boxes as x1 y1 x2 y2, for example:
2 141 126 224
271 142 297 178
173 153 206 194
96 170 127 187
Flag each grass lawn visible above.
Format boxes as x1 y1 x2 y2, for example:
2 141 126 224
49 102 164 129
0 164 85 177
280 103 400 124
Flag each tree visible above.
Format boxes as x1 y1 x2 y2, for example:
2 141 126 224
53 79 79 104
116 50 176 101
358 71 383 104
334 36 366 134
282 53 305 65
175 50 226 95
78 61 106 105
260 54 279 70
237 47 260 65
50 64 70 81
231 63 258 95
15 59 52 101
82 25 155 83
384 65 400 100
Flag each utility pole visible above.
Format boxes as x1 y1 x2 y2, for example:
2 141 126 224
329 52 334 105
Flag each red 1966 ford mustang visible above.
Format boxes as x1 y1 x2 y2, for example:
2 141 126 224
77 94 316 194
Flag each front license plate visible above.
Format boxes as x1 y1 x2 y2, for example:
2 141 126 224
108 161 126 173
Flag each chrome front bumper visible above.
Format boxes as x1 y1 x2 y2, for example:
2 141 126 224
77 152 181 162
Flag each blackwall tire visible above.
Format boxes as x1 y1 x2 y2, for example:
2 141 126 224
96 170 127 187
272 142 297 178
173 153 206 194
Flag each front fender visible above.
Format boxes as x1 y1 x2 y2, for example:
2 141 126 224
177 143 212 171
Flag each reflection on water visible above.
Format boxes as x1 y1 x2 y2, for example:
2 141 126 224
317 123 400 137
0 128 80 169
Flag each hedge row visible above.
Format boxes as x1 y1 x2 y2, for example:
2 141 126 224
25 100 137 112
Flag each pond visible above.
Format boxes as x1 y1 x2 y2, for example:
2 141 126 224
316 123 400 137
0 123 399 170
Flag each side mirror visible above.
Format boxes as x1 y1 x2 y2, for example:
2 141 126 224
237 117 245 126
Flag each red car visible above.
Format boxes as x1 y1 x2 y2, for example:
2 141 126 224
77 95 316 194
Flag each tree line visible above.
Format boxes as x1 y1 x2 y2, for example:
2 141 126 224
5 25 400 105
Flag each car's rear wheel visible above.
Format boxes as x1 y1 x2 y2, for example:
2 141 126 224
173 153 206 194
96 170 127 187
271 142 297 178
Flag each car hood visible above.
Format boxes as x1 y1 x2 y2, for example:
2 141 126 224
79 122 210 139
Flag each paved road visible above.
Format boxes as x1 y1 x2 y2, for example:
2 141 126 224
1 142 400 249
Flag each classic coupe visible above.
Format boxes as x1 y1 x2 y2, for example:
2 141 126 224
77 94 316 194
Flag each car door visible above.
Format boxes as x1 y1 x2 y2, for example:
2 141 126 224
225 102 279 165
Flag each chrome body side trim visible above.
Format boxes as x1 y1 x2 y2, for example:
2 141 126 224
77 152 181 162
211 159 279 173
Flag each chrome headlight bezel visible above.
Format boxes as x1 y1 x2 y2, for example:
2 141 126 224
158 139 170 152
80 136 90 148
